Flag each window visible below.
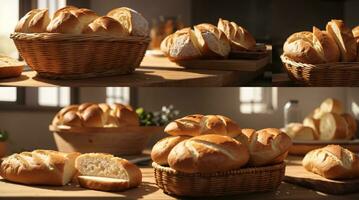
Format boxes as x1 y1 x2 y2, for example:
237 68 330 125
239 87 277 114
38 87 71 107
0 88 17 102
0 0 19 58
106 87 130 105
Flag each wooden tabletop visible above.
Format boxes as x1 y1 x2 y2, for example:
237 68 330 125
1 165 358 200
0 56 269 87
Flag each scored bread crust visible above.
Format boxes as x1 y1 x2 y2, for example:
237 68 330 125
319 113 348 140
151 136 191 165
236 128 292 167
83 16 129 37
217 18 256 51
53 6 79 19
167 134 249 173
326 20 357 62
312 26 340 63
302 145 359 179
107 7 149 37
164 114 241 138
75 153 142 188
78 176 130 191
0 150 80 186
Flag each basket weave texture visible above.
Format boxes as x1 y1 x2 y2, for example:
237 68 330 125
152 162 285 197
281 55 359 86
11 33 150 79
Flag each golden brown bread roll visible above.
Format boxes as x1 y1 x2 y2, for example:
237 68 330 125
0 150 80 185
320 98 343 114
326 20 357 62
75 153 142 189
167 134 249 173
164 114 241 138
320 112 349 140
217 18 256 51
236 128 292 167
107 7 149 37
284 123 318 140
15 9 50 33
151 136 191 165
53 6 79 19
302 145 359 180
83 16 129 37
193 23 231 58
312 26 340 63
111 103 139 127
341 113 357 139
303 117 320 137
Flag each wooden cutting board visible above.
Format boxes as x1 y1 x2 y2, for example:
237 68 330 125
284 164 359 195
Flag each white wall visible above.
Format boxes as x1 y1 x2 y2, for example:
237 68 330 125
0 87 357 153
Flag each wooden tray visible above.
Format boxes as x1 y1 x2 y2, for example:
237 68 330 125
285 164 359 195
289 139 359 156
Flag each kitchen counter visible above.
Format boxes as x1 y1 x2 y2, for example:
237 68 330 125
0 56 270 87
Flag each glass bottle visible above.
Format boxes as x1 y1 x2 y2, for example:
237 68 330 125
284 100 301 127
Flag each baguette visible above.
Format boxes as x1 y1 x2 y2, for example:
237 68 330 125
302 145 359 179
0 150 80 185
167 134 249 173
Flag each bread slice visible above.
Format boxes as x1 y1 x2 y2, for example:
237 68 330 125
285 123 318 140
78 176 130 192
75 153 142 191
0 55 24 79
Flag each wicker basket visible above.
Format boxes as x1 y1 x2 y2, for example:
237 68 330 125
49 125 159 156
281 55 359 86
152 162 285 197
11 33 150 79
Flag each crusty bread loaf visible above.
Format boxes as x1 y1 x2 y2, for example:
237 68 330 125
0 150 80 185
312 26 340 63
217 18 256 51
151 136 191 165
0 55 24 79
167 134 249 173
107 7 149 37
303 117 320 137
47 11 83 34
83 16 129 37
193 23 231 58
320 113 348 140
326 20 357 62
236 128 292 167
77 176 130 192
320 98 343 115
302 145 359 179
341 113 357 139
15 9 50 33
161 28 202 61
284 123 318 140
75 153 142 189
164 114 241 138
53 6 79 19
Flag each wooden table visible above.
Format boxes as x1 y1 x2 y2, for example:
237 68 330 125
0 56 269 87
1 166 358 200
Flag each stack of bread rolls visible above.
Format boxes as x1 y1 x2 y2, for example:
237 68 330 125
283 19 358 64
283 98 357 141
160 18 256 61
52 103 139 128
302 145 359 180
151 114 292 173
0 150 142 191
15 6 149 37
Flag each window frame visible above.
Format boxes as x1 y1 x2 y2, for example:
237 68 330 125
239 87 277 114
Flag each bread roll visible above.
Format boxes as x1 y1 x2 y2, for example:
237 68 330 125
168 134 249 173
77 176 130 192
81 104 106 127
284 123 318 140
302 145 359 179
193 23 231 58
15 9 50 33
320 98 343 114
217 18 256 51
151 136 191 165
341 113 357 139
165 114 241 138
303 117 320 137
107 7 149 36
75 153 142 189
0 55 24 79
111 104 139 126
320 113 348 140
0 150 80 185
283 31 325 64
236 128 292 167
53 6 79 19
312 26 340 63
312 107 325 120
83 16 129 37
326 20 357 62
